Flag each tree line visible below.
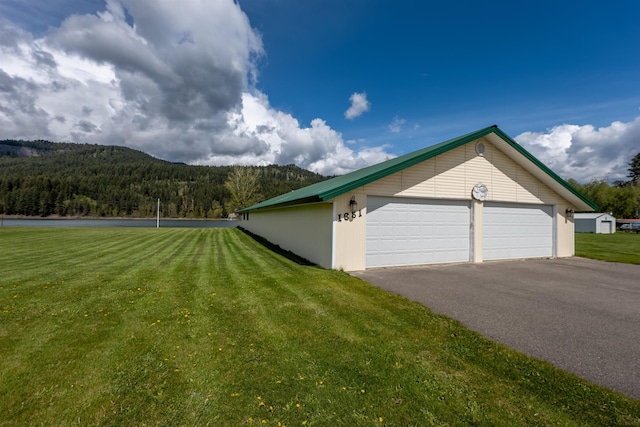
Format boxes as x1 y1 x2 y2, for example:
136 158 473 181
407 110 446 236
0 140 326 218
568 152 640 219
2 139 639 219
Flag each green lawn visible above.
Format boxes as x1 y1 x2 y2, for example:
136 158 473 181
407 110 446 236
1 228 638 426
576 231 640 264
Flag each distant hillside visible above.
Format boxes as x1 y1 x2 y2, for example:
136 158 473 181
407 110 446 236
0 140 326 218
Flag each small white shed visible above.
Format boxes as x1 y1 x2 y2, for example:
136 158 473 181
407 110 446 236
574 213 616 234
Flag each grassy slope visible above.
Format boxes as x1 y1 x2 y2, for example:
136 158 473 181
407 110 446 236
0 228 638 426
576 232 640 264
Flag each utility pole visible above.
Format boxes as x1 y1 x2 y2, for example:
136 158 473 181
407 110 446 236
157 198 160 228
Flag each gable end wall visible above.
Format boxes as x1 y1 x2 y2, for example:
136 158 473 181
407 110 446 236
333 138 575 270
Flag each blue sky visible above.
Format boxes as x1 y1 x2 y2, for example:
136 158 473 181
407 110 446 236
1 0 639 181
243 0 640 149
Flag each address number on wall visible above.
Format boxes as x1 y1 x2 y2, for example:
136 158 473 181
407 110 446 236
337 210 363 222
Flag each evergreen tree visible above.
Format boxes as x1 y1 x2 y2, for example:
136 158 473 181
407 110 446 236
0 140 326 217
628 152 640 182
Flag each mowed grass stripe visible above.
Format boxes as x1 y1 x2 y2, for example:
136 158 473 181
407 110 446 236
0 228 206 424
93 229 223 424
218 235 512 424
0 228 180 288
1 228 639 426
0 228 94 278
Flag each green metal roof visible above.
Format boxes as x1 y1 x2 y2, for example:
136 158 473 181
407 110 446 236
241 125 597 212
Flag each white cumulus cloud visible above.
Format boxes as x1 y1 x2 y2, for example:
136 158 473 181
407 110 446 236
344 92 370 120
515 117 640 183
0 1 392 176
202 92 393 176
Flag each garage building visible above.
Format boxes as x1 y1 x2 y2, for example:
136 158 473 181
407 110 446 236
574 213 616 234
239 126 596 271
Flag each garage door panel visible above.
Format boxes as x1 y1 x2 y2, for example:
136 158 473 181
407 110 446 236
366 196 470 268
483 203 552 260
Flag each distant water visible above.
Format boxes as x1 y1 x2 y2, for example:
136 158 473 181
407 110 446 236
0 218 238 228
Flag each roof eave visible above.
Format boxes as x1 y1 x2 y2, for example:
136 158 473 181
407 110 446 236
239 195 323 213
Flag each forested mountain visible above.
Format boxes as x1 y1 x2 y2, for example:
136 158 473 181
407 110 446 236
0 140 326 218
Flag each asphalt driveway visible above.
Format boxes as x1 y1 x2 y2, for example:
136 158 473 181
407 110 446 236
353 257 640 399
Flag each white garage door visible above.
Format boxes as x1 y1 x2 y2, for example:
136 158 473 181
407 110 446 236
599 221 613 234
366 196 470 268
483 203 553 261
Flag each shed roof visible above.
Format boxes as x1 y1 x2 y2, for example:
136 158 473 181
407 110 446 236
574 213 615 220
241 125 597 212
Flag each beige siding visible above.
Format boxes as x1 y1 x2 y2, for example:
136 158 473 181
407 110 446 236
471 200 483 262
332 192 367 270
364 139 564 204
557 208 575 257
366 173 402 196
488 147 519 201
399 162 436 196
435 150 467 199
241 203 333 269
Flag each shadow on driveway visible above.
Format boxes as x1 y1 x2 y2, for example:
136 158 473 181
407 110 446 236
353 257 640 399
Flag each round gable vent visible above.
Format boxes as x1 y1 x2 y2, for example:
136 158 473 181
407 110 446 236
475 141 486 156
